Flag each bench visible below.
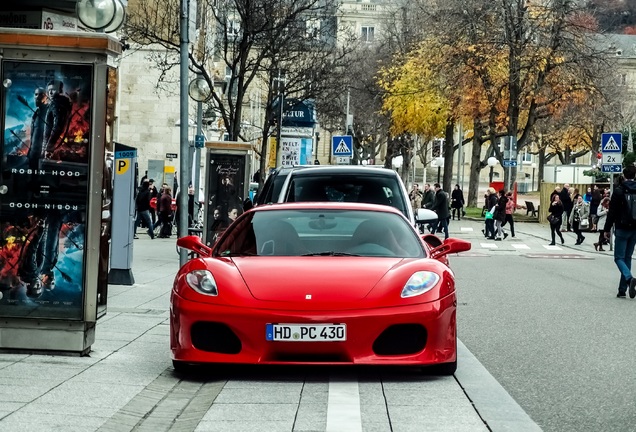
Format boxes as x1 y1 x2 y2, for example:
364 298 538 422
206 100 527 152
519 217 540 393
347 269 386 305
525 201 538 217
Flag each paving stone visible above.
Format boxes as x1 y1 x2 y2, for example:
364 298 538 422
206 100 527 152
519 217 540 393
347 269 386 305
213 387 302 404
202 403 298 422
195 420 294 432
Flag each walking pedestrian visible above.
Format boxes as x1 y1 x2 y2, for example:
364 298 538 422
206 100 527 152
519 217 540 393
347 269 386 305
158 186 173 238
430 183 449 239
570 195 589 245
502 191 516 237
409 184 423 215
604 165 636 298
589 185 602 231
494 189 508 241
560 184 573 231
422 184 435 209
548 194 565 245
134 179 155 240
594 197 609 252
451 184 465 221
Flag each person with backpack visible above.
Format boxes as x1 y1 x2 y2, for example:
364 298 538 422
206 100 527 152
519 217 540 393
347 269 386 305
604 166 636 298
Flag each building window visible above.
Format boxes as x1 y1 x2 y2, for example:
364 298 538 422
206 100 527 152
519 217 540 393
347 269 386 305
620 73 627 86
521 150 532 163
361 4 376 11
227 19 240 38
361 26 375 43
306 19 320 40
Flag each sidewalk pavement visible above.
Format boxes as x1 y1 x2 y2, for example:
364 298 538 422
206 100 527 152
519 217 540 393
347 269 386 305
0 235 541 432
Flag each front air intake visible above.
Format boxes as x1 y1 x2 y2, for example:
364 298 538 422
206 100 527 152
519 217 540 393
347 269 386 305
191 322 242 354
372 324 427 355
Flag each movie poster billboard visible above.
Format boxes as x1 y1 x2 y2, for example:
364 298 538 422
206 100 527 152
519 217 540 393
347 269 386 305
205 153 246 245
0 61 93 320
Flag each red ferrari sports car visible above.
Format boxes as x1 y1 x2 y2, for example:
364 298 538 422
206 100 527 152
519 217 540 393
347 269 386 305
171 202 470 374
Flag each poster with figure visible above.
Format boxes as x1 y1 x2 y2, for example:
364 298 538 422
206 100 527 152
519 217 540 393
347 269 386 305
0 61 93 319
205 153 246 246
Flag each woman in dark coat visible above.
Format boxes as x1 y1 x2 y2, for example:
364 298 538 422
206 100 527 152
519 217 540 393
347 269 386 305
494 189 508 240
548 194 565 246
451 185 465 221
158 187 173 238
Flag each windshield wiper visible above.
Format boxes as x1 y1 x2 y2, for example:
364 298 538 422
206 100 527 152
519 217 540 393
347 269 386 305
301 251 360 256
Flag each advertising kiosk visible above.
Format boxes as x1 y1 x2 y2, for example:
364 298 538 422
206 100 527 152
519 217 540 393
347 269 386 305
0 29 120 354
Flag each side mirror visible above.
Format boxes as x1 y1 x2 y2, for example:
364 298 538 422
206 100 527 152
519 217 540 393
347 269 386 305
416 208 438 224
421 234 443 249
430 238 471 261
176 235 212 258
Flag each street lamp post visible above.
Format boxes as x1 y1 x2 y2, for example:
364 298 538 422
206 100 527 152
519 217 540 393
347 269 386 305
178 0 189 266
531 162 537 192
487 156 498 184
434 156 444 183
188 76 212 230
274 69 285 166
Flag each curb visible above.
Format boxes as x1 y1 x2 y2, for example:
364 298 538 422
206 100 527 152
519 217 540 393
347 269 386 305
456 339 543 432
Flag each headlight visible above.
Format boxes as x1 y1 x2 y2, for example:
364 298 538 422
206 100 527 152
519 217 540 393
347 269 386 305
185 270 218 296
401 271 440 298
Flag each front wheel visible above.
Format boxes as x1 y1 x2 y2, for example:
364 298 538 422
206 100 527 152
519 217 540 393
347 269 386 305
172 359 193 374
423 360 457 376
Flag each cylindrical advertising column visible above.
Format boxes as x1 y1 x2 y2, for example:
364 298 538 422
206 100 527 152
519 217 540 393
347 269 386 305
0 29 120 354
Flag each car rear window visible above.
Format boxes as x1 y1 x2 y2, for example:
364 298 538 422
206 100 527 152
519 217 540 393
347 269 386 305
286 175 408 218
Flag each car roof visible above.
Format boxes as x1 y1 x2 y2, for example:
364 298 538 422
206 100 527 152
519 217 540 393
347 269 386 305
250 201 406 216
287 165 396 177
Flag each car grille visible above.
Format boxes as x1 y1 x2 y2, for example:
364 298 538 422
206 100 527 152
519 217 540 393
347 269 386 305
191 321 242 354
372 324 427 355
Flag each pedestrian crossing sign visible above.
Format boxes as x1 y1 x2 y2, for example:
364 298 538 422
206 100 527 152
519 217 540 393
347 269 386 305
601 133 622 153
332 135 353 157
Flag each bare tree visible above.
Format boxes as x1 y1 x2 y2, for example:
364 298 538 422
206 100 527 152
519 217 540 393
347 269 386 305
125 0 353 153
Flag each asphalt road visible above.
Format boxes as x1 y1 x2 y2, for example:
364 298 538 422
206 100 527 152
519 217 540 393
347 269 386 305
453 221 636 432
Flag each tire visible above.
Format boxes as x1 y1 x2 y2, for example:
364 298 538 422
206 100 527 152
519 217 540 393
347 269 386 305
423 360 457 376
172 359 192 374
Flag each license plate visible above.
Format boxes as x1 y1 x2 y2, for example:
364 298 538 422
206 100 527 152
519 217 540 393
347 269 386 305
266 323 346 341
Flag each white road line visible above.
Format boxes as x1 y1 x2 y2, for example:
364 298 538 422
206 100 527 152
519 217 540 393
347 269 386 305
543 245 562 250
326 376 362 432
480 243 498 249
461 227 474 232
511 243 530 249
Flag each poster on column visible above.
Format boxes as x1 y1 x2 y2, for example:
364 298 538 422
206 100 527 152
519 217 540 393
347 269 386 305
205 153 246 245
0 60 93 319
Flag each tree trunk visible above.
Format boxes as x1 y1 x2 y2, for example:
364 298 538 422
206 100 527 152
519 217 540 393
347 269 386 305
467 120 484 207
538 147 546 187
442 119 455 192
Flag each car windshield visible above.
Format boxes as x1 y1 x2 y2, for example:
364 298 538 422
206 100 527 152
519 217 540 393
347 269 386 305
215 209 424 258
286 174 408 218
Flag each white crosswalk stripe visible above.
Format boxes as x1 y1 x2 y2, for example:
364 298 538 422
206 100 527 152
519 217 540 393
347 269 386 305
480 243 498 249
511 243 530 249
460 227 474 232
543 245 562 251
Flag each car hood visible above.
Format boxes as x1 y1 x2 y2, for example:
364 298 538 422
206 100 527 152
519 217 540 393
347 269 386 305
233 257 403 302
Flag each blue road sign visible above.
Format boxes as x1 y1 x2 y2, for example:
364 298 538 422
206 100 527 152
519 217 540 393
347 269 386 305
502 160 517 168
195 134 205 148
602 164 622 173
332 135 353 156
601 133 622 153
